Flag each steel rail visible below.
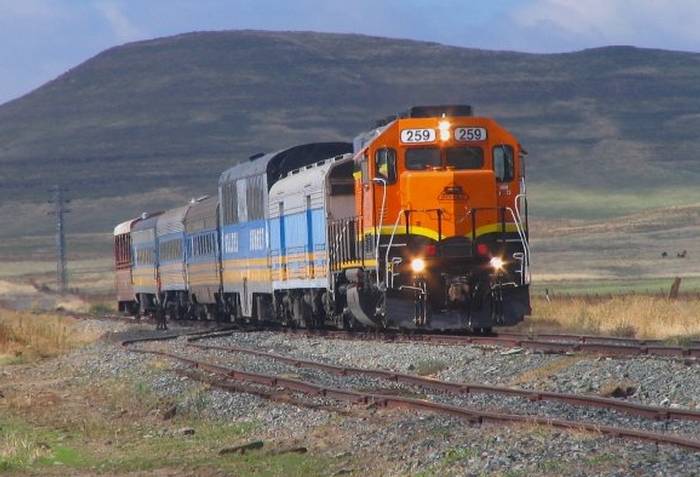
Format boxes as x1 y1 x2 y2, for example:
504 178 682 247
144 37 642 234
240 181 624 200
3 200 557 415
495 331 666 345
188 342 700 423
266 328 700 360
173 368 358 416
122 345 700 452
495 331 700 348
114 326 236 347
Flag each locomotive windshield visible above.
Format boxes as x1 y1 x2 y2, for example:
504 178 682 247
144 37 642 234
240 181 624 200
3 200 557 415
405 146 484 170
405 147 441 170
446 147 483 169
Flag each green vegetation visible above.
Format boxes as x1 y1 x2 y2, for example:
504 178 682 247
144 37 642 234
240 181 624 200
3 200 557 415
536 458 566 473
587 453 617 466
0 371 335 476
0 412 330 476
0 354 24 365
529 185 700 220
441 447 477 465
532 276 700 296
0 417 95 472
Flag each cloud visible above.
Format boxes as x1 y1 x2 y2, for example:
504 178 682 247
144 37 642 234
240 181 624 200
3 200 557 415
95 1 143 42
512 0 700 51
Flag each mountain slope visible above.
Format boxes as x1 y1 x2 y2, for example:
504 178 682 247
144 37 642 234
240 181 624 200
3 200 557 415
1 30 700 238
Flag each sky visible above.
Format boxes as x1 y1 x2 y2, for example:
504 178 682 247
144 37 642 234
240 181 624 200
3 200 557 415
1 0 700 105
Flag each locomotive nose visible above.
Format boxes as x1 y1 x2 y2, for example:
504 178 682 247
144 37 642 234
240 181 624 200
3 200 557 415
400 169 498 239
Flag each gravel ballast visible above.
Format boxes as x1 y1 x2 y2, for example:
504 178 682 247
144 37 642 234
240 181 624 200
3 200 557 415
48 325 700 475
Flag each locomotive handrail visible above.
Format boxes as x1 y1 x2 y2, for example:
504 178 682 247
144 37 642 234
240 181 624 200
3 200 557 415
505 205 530 285
328 218 345 271
384 208 405 289
462 206 529 276
513 193 531 282
514 194 528 238
372 178 388 287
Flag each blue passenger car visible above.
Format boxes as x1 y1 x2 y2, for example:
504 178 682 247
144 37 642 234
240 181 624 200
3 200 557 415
130 212 163 314
218 143 352 320
156 205 191 318
268 154 355 327
184 196 222 318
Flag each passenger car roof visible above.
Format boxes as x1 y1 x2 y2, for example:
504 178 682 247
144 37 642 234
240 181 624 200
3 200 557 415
219 142 352 189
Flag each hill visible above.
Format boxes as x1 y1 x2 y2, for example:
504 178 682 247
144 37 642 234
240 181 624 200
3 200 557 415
1 30 700 239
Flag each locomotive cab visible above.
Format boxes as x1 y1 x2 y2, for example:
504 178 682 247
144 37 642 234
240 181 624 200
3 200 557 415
337 105 531 331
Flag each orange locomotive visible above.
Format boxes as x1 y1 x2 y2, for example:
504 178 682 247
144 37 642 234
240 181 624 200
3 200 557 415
331 105 530 331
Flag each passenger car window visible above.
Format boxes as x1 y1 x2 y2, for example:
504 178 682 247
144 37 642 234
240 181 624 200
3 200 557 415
405 148 441 170
446 147 483 169
236 179 248 223
375 148 397 183
246 174 265 221
222 181 238 225
493 145 515 182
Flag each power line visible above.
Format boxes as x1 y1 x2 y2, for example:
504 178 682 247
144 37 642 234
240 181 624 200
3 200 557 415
48 185 71 293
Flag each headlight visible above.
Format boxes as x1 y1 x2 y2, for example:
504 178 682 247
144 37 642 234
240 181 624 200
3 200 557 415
410 258 426 273
438 120 451 141
489 257 504 271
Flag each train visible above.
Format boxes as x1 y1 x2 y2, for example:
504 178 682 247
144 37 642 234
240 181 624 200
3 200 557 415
114 105 531 332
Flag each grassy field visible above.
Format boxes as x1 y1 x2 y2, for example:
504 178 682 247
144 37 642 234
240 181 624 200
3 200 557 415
1 364 333 476
0 412 329 476
0 307 336 475
532 276 700 296
528 185 700 220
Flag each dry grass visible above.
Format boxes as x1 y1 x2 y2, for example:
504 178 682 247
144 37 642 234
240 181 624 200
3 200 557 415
509 355 583 386
0 309 101 363
527 296 700 340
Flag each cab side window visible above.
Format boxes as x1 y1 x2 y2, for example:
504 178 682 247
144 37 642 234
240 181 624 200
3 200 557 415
375 148 397 183
493 145 515 182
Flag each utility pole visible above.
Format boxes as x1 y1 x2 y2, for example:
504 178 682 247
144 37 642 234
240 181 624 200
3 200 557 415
48 186 71 293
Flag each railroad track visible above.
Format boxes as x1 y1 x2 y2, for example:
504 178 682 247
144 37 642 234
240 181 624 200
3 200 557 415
496 331 699 346
119 332 700 453
187 341 700 423
199 327 700 361
89 310 700 360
